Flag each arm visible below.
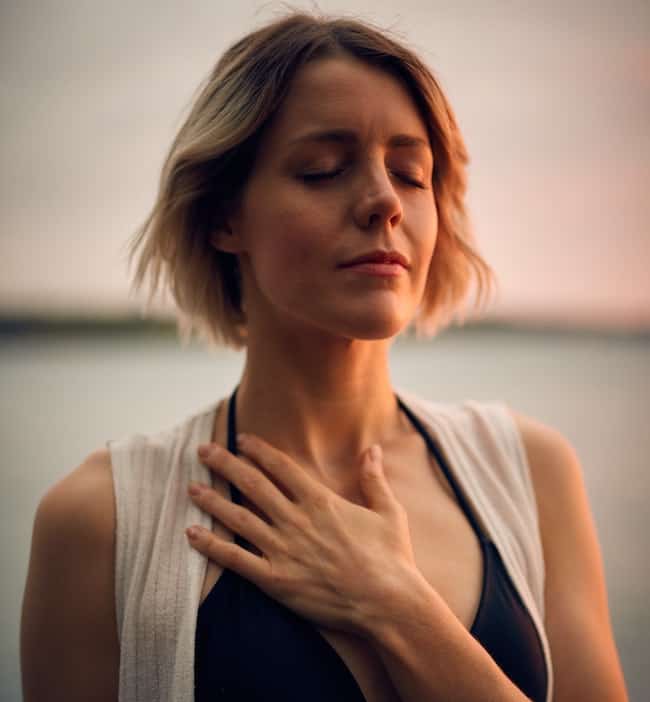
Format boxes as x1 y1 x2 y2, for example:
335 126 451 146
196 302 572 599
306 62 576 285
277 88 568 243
510 410 629 701
367 565 536 701
355 411 629 702
358 565 531 701
20 449 119 702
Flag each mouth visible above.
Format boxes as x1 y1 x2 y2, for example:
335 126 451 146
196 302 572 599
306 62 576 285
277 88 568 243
339 261 405 277
339 249 410 270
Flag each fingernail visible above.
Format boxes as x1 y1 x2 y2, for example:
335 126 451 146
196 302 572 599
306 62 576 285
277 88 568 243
198 444 211 459
370 444 382 463
188 482 202 496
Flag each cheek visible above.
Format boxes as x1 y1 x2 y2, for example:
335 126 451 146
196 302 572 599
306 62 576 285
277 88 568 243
410 205 438 283
418 200 438 252
252 205 329 283
272 228 312 266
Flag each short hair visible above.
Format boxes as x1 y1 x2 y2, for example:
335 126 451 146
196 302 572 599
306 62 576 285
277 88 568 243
126 9 497 350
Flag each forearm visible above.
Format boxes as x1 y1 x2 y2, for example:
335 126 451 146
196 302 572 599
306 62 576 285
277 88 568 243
358 567 531 702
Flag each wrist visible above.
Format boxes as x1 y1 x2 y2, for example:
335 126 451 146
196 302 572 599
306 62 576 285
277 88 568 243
354 564 436 645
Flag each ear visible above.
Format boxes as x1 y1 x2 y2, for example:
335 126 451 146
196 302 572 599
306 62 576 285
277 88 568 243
209 225 245 255
209 207 246 255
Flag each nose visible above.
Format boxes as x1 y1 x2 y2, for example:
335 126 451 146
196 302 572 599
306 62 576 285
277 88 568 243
352 161 403 231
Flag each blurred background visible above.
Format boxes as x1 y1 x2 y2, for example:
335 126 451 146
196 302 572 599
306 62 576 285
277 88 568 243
2 1 648 700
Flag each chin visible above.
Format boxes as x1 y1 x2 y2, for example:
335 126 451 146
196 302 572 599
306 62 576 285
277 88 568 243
338 313 408 341
286 300 412 341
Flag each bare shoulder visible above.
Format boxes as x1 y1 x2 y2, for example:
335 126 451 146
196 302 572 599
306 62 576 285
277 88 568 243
506 407 600 596
21 448 119 701
36 448 115 537
506 409 629 701
505 409 582 518
29 448 117 571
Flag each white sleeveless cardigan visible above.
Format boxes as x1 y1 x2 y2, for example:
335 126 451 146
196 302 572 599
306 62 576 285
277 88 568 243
107 388 553 702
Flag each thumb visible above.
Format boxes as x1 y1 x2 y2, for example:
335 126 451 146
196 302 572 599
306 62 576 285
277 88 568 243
360 444 394 513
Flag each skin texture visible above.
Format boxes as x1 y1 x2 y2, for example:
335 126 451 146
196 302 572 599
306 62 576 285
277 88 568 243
20 54 628 701
211 54 438 484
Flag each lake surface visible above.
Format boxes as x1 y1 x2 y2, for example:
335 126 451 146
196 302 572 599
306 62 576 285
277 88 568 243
2 323 648 700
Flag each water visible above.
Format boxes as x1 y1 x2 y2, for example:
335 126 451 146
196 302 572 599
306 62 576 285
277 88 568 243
2 324 648 700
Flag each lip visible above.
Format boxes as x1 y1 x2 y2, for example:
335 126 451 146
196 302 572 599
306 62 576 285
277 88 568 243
340 262 404 277
339 249 410 269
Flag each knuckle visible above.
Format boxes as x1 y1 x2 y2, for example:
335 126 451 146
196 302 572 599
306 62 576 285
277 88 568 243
232 505 252 530
241 472 261 494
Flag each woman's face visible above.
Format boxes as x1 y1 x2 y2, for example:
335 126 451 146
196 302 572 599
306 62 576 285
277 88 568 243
217 54 438 341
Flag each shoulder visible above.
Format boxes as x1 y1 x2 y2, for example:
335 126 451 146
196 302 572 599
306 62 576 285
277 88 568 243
505 408 590 571
35 448 115 550
506 409 581 507
505 408 592 560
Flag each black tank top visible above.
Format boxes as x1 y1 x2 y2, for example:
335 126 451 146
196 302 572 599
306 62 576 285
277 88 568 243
195 387 548 702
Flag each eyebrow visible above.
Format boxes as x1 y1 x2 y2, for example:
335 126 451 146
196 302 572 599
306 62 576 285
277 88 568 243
287 128 430 151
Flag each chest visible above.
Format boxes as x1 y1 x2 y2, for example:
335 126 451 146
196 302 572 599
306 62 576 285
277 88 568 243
199 438 484 702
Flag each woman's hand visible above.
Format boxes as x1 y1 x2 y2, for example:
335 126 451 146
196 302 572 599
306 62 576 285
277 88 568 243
186 434 419 636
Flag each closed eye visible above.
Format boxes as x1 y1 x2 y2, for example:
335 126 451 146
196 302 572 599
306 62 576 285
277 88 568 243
300 170 427 189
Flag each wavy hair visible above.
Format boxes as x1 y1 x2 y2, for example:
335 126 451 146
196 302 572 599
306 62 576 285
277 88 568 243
126 9 497 349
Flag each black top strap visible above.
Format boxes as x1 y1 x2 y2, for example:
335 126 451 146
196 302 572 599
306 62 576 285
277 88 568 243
396 395 487 541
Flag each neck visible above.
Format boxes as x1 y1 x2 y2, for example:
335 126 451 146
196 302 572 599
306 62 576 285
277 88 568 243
232 326 408 484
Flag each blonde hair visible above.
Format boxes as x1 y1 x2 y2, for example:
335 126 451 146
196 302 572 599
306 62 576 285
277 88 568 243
127 9 497 350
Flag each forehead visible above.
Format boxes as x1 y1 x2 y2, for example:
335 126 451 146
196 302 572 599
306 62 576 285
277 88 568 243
261 56 431 155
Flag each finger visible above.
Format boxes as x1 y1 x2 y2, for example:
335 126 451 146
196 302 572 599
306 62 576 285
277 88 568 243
186 525 272 587
359 444 397 514
188 482 282 554
236 433 320 504
199 444 292 522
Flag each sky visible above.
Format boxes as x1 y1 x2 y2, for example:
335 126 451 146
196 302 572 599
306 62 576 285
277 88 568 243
1 0 649 330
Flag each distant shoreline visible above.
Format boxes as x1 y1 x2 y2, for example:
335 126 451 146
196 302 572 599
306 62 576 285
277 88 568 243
0 316 177 339
0 315 648 343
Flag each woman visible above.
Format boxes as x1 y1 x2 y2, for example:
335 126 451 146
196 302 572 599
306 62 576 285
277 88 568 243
21 10 628 702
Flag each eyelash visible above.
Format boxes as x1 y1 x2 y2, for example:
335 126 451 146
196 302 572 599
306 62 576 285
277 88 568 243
300 169 427 190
